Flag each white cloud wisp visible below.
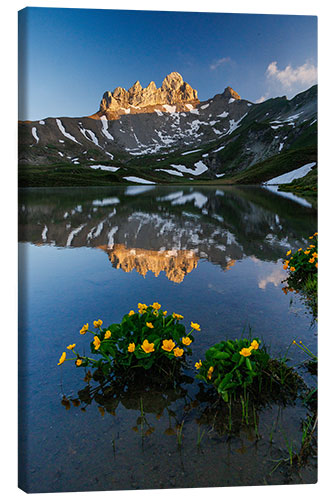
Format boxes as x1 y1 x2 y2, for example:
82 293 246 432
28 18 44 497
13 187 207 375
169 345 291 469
210 57 231 71
266 61 317 90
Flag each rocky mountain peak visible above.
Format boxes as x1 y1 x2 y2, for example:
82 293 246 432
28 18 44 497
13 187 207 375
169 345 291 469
161 71 184 90
222 86 241 100
99 72 199 117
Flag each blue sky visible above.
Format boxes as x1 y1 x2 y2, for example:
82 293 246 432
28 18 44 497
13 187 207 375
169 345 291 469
18 7 317 121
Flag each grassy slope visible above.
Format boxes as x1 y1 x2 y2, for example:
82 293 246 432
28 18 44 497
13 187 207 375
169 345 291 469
18 106 317 189
221 146 317 185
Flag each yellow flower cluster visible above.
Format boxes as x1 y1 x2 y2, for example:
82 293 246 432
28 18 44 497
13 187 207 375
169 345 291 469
239 339 259 357
284 234 318 272
138 303 148 314
59 304 201 368
135 338 185 357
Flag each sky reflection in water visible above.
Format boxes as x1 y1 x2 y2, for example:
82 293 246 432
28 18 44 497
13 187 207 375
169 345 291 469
18 185 317 492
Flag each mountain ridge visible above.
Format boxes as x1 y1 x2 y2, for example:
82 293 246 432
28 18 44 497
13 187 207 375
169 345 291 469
18 72 317 189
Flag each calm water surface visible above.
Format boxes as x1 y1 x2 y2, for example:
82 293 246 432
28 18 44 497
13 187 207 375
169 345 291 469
18 185 317 492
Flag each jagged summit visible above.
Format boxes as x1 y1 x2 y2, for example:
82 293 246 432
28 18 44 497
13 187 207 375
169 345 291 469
99 72 199 118
222 86 241 100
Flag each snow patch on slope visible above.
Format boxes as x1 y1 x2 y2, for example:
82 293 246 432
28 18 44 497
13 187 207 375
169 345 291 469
56 119 81 144
264 162 316 185
31 127 39 144
100 116 114 140
123 176 156 184
170 161 208 176
89 165 119 172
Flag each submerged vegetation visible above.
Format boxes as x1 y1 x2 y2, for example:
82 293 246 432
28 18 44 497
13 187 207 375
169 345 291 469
194 336 304 406
57 236 318 483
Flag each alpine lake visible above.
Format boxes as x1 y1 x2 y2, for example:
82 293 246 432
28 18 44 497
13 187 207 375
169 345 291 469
18 184 317 492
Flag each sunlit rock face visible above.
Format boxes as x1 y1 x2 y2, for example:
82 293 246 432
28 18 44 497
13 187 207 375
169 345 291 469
99 244 198 283
99 72 199 118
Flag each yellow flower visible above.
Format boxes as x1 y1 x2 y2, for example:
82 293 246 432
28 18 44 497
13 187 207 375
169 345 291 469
174 347 184 357
104 330 111 339
290 266 296 272
293 340 297 344
128 310 135 316
190 322 201 331
309 236 313 239
80 323 89 335
76 359 83 366
195 360 202 370
141 339 155 353
284 260 289 266
298 248 303 252
315 262 318 269
182 336 192 346
93 336 101 350
163 310 167 316
57 352 66 365
128 343 135 353
286 250 292 256
172 313 184 320
239 347 252 357
309 244 315 248
207 366 214 380
309 257 315 264
283 264 288 270
304 250 310 255
312 252 318 259
93 319 103 328
138 303 148 312
67 344 76 350
146 322 154 329
153 310 159 316
313 232 318 236
152 302 161 310
162 339 176 352
250 340 259 350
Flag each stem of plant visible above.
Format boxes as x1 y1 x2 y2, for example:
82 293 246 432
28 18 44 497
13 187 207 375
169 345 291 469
177 420 184 447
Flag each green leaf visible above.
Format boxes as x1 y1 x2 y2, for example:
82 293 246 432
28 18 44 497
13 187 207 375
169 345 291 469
246 358 253 372
213 351 230 360
218 372 234 392
221 391 229 402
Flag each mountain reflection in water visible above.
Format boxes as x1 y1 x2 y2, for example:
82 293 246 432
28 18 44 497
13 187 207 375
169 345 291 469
18 185 316 282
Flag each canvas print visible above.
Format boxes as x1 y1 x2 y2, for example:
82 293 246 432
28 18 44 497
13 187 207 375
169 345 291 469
18 7 318 493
